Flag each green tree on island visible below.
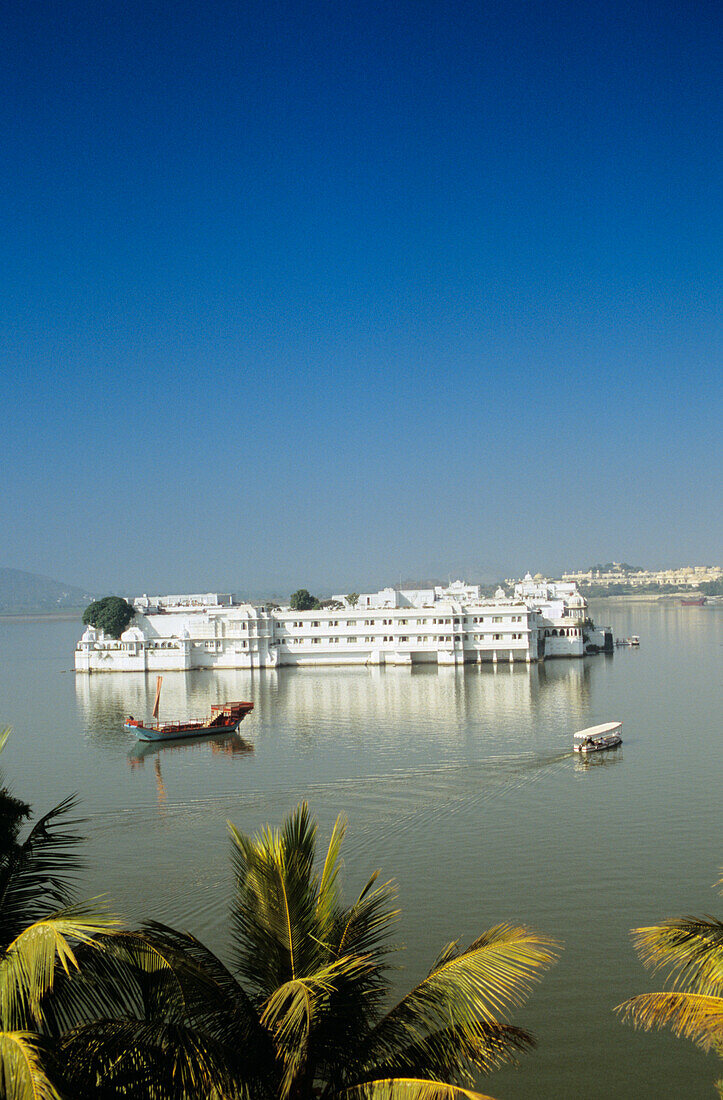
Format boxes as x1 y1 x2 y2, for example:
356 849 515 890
346 593 360 607
617 876 723 1097
82 596 135 638
63 804 558 1100
290 589 321 611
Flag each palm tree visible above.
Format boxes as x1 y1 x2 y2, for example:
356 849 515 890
0 726 236 1100
62 803 559 1100
617 876 723 1096
0 727 120 1099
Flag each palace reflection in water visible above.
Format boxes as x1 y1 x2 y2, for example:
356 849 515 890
75 656 597 755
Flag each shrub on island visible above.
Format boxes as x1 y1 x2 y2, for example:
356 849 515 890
82 595 135 638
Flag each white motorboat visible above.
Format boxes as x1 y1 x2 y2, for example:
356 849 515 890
573 721 623 754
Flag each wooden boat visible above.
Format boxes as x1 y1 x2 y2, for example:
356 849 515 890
124 677 253 742
573 721 623 754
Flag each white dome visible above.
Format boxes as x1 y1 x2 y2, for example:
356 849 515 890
121 625 146 642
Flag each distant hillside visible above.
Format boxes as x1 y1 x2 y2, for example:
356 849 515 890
0 568 98 614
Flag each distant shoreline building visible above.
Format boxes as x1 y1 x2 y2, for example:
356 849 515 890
75 575 612 673
562 564 722 589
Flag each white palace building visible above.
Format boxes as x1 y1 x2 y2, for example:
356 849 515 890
75 576 612 673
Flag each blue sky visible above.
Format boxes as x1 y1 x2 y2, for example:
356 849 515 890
1 0 720 596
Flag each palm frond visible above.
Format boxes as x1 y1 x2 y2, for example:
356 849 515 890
0 1029 61 1100
427 943 460 974
140 922 261 1028
229 814 322 994
0 796 85 944
357 1019 534 1084
281 802 317 880
334 875 399 962
39 933 147 1036
616 991 723 1052
631 917 723 996
337 1075 499 1100
0 790 31 867
308 876 401 1083
0 902 120 1029
262 956 375 1099
315 815 347 935
135 922 278 1088
354 925 557 1078
58 1017 242 1100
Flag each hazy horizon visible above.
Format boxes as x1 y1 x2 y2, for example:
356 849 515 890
3 2 721 590
1 559 719 608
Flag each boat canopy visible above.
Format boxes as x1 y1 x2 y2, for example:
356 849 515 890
574 721 622 741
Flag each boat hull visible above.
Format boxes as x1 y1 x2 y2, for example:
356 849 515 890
124 701 254 742
126 717 248 742
573 735 622 754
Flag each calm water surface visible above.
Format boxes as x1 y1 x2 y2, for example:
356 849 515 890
0 602 721 1098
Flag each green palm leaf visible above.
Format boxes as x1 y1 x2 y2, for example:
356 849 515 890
337 1074 499 1100
617 991 723 1052
360 924 557 1060
0 903 120 1029
0 1030 61 1100
139 922 264 1036
57 1017 241 1100
333 873 399 963
630 917 723 996
315 815 347 935
0 796 85 945
262 955 376 1099
358 1018 534 1083
347 925 557 1088
230 818 320 994
619 876 723 1092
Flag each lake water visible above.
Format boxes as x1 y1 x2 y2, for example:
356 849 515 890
0 602 720 1098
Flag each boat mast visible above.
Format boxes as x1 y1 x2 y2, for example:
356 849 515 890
152 676 163 729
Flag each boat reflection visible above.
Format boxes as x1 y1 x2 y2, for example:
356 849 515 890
574 747 623 772
128 731 254 808
128 730 254 767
